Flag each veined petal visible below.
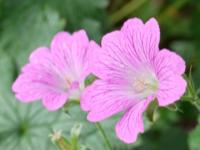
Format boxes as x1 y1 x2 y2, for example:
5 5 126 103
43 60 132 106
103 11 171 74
13 47 65 101
154 50 187 106
94 30 137 83
143 18 160 60
115 98 151 143
42 92 68 111
27 47 65 81
13 73 50 102
153 49 186 75
156 74 186 106
50 31 72 72
13 63 66 101
71 30 91 78
12 47 68 111
81 80 136 121
50 30 91 80
121 17 160 62
93 18 160 83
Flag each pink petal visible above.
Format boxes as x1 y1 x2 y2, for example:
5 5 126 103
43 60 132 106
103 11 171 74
50 30 91 80
93 30 137 83
93 18 160 83
12 48 68 110
13 73 48 102
154 50 187 106
13 63 66 101
121 17 160 62
156 74 187 106
71 30 91 77
26 47 64 81
143 18 160 60
29 47 51 64
115 99 151 143
50 31 72 71
81 80 136 121
42 92 68 111
153 49 186 75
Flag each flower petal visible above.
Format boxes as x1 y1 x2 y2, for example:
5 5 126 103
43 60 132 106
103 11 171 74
13 73 47 102
115 99 151 143
42 92 68 111
154 50 187 106
29 47 51 64
94 30 138 84
12 48 67 109
121 17 160 62
50 30 91 80
156 74 187 106
81 80 136 121
93 18 160 83
153 49 186 75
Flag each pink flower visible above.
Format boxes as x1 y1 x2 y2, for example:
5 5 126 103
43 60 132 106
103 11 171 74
81 18 187 143
12 30 94 111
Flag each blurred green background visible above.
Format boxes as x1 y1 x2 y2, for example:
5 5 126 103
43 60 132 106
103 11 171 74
0 0 200 149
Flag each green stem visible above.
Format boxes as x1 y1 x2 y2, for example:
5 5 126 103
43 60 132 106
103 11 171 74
95 122 112 150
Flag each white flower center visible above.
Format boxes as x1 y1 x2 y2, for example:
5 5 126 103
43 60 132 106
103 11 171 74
63 76 82 100
131 66 158 100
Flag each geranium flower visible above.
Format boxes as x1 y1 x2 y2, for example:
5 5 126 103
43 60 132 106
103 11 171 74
81 18 187 143
12 30 94 111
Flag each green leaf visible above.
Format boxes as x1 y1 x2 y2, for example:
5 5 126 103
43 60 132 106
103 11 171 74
0 6 65 68
47 0 108 41
189 125 200 150
0 93 73 150
0 52 15 92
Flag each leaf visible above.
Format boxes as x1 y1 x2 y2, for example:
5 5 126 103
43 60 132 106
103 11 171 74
0 52 15 92
188 125 200 150
47 0 108 41
80 19 102 42
0 5 65 68
0 93 72 150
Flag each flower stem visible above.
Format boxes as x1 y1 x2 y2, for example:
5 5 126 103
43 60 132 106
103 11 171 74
95 122 112 150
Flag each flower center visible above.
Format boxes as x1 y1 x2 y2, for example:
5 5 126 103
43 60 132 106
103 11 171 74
131 67 158 100
64 76 81 100
65 76 72 88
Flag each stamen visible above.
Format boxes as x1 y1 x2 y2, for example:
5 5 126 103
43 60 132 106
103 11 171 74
65 76 72 88
132 70 158 99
